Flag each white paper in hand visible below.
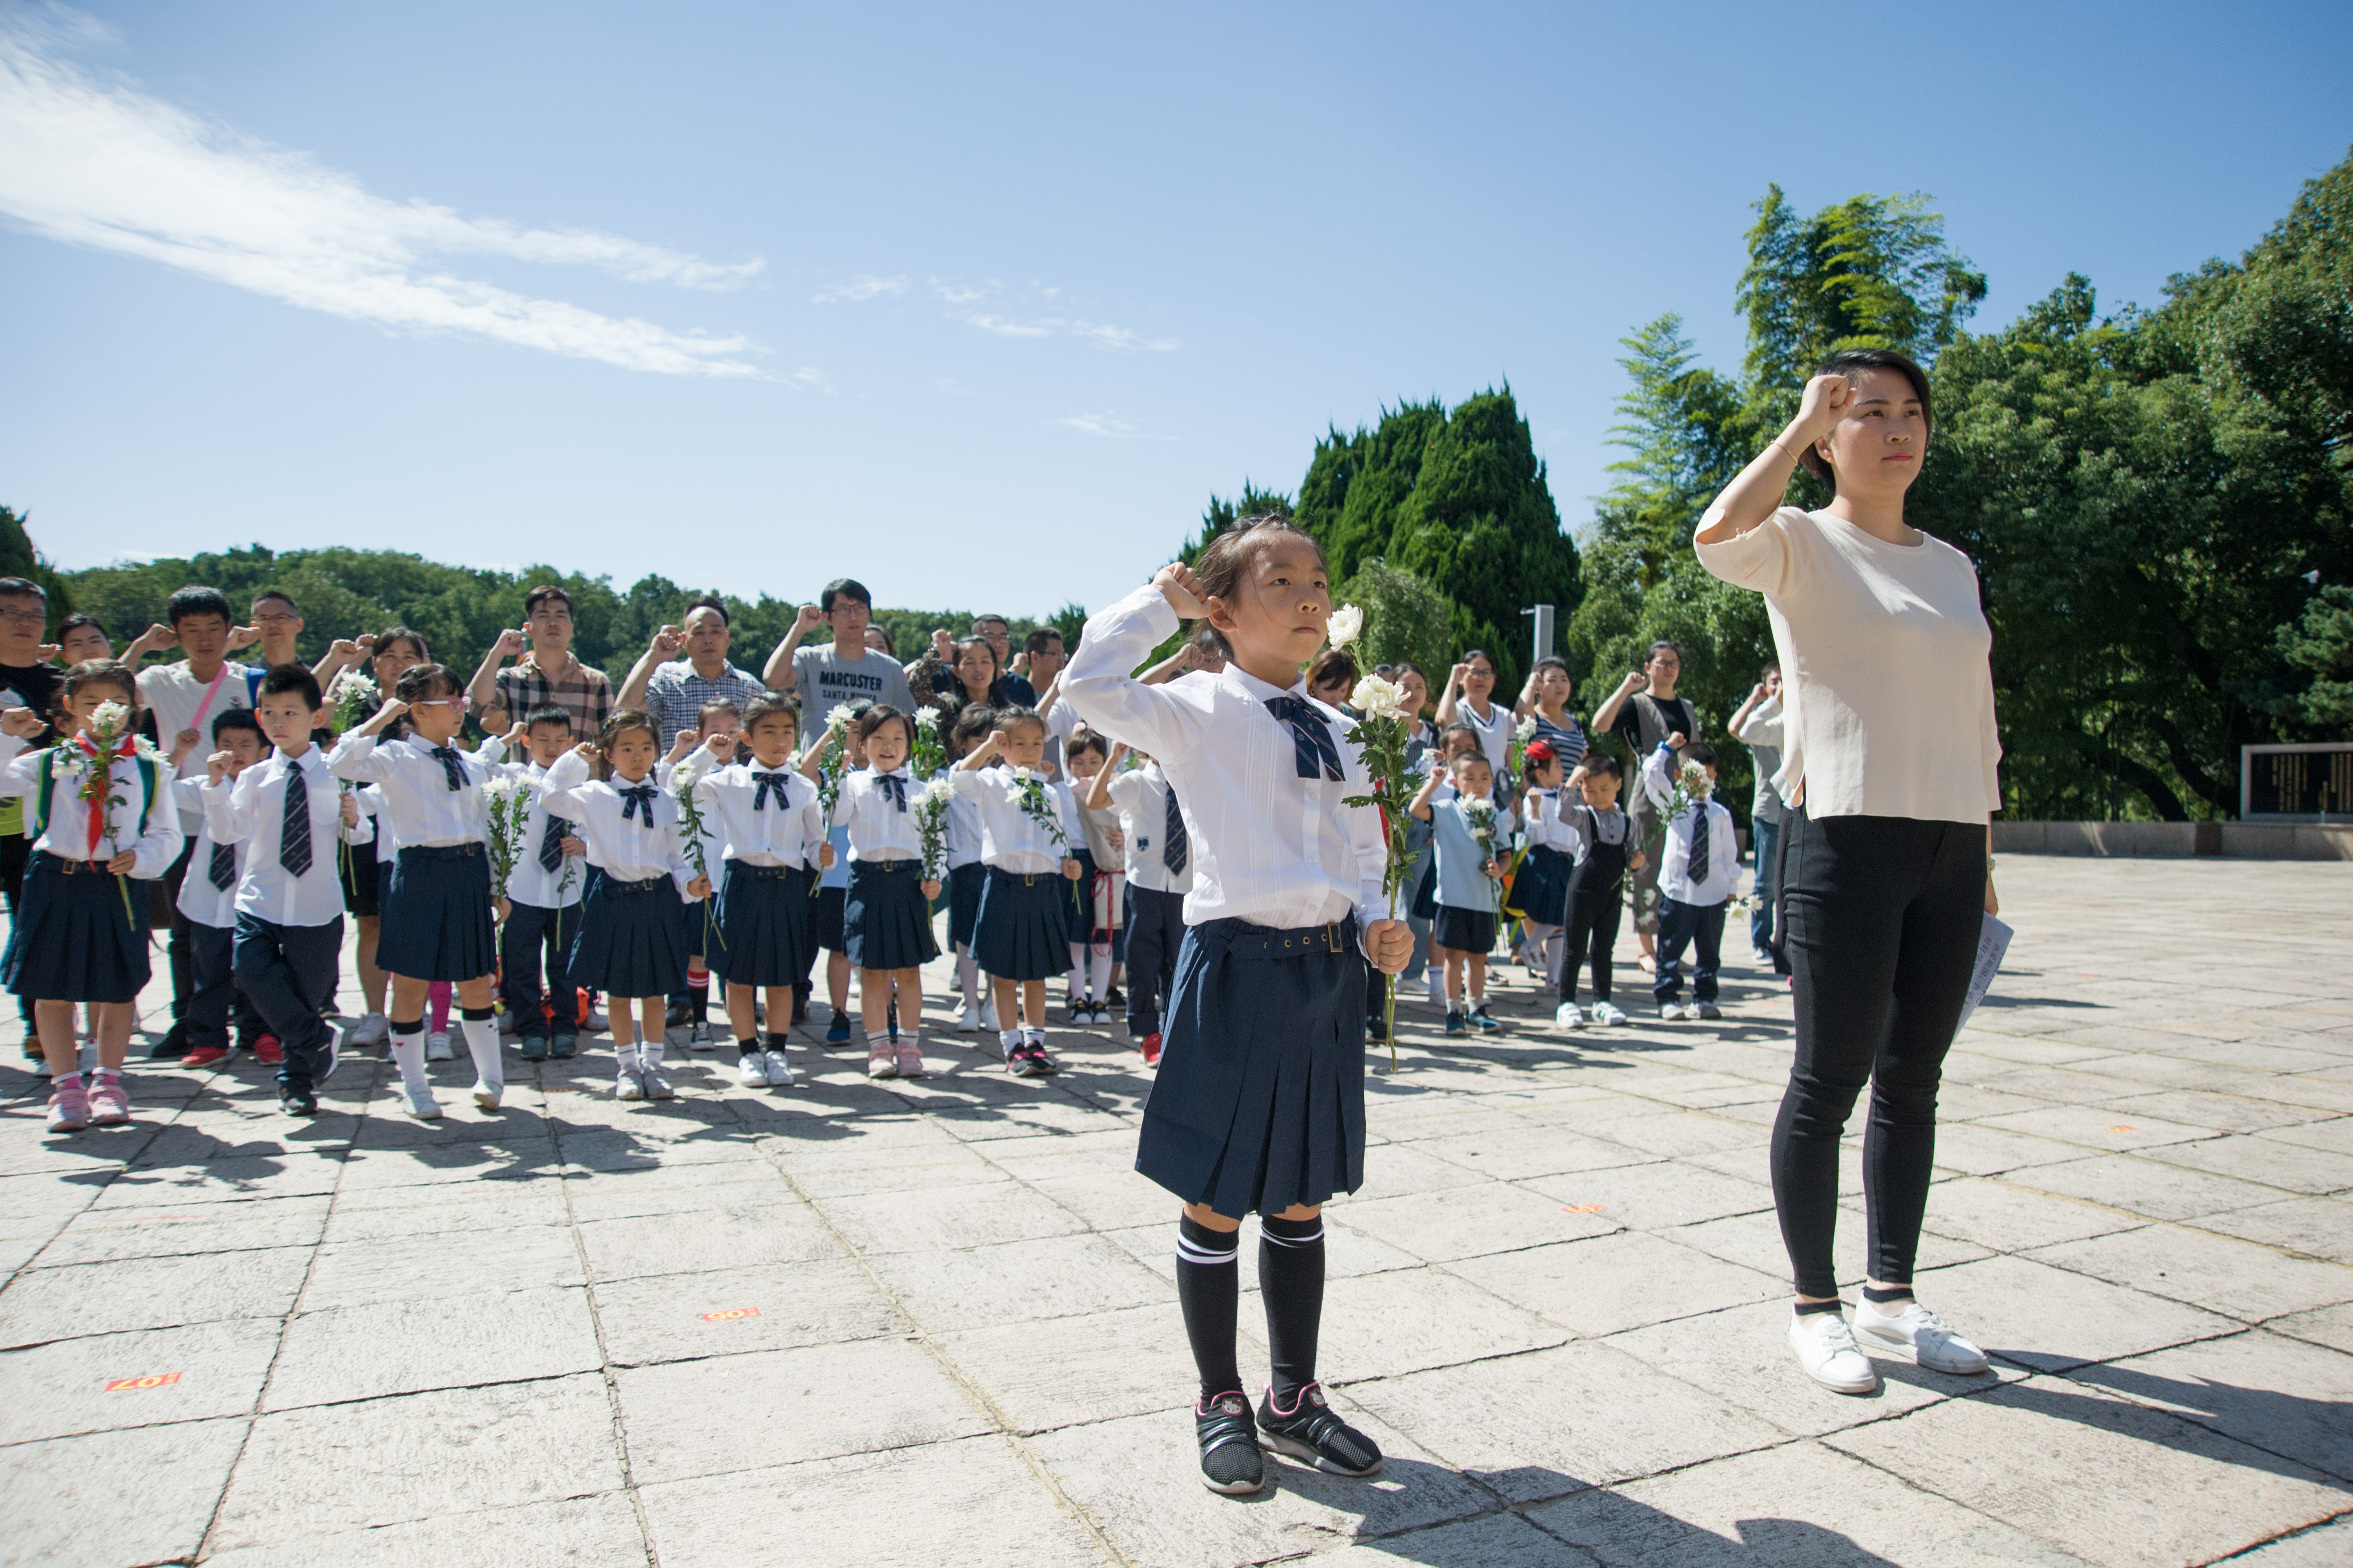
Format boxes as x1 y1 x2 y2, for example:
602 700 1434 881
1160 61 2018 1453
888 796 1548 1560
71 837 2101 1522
1955 914 2014 1032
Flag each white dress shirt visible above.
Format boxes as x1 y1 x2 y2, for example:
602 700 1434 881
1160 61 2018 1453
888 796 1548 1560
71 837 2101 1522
204 745 373 927
537 751 699 894
173 778 242 928
1640 747 1740 905
831 767 925 861
676 753 826 872
0 734 183 878
1060 585 1386 936
1106 763 1194 896
945 792 984 870
484 759 588 910
1551 800 1633 865
1522 788 1572 851
328 733 497 849
950 763 1084 875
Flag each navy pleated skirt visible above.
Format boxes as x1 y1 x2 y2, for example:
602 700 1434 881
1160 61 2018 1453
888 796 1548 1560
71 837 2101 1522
1138 916 1366 1218
714 859 812 987
378 845 497 982
812 885 847 952
1515 844 1572 926
339 832 381 917
2 852 154 1003
567 871 691 999
972 864 1072 980
845 859 939 971
1433 903 1498 955
948 861 985 949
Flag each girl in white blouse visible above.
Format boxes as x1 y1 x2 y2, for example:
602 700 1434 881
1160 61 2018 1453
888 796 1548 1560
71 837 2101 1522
951 708 1083 1078
1695 348 2001 1398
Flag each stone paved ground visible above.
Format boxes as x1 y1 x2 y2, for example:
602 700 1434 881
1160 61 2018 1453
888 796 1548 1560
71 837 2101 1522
2 856 2350 1567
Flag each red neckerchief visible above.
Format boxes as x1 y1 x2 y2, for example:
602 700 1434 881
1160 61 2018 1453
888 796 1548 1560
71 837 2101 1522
73 733 137 856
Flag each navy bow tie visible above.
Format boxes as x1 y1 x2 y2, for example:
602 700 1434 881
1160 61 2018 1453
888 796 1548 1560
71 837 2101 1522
877 772 909 813
1264 696 1345 782
620 784 658 824
429 745 468 792
752 770 794 811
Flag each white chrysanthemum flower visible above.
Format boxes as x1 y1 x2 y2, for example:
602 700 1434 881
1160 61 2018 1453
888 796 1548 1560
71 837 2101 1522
1350 673 1407 721
1012 766 1032 783
668 763 700 796
922 777 955 804
1004 788 1025 807
132 735 162 758
1515 716 1538 743
1326 604 1364 650
825 704 856 729
90 700 130 734
914 706 940 733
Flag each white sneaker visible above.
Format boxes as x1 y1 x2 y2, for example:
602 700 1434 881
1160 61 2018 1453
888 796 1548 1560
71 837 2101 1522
1657 1003 1687 1022
735 1052 770 1088
689 1022 714 1051
761 1049 795 1088
1788 1308 1879 1394
615 1069 645 1102
471 1078 502 1112
1852 1297 1991 1375
425 1031 454 1061
639 1062 674 1099
979 1000 999 1031
1753 949 1776 968
350 1012 390 1048
1554 1002 1585 1029
956 1002 980 1033
1590 1001 1628 1027
321 1024 343 1083
404 1083 443 1120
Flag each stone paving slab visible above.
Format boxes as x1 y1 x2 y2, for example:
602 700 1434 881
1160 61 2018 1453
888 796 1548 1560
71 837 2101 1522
2 856 2350 1566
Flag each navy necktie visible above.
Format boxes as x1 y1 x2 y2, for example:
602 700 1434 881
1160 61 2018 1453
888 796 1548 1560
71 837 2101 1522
537 809 565 873
430 745 467 792
1162 785 1188 875
279 763 313 877
752 770 793 810
620 784 658 825
207 839 237 891
877 772 909 813
1689 805 1710 882
1264 696 1345 782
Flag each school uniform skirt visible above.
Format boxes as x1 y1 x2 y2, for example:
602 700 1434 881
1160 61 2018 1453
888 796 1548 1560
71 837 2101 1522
812 885 847 953
972 864 1073 981
714 859 813 988
567 871 691 999
845 858 939 971
1433 903 1498 956
947 861 985 949
1138 915 1365 1218
2 852 154 1004
1514 844 1572 926
378 844 497 982
339 833 381 918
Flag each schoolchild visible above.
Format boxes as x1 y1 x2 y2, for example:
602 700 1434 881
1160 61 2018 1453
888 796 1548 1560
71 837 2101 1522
951 707 1083 1078
1089 738 1191 1066
538 709 714 1100
1641 739 1739 1020
175 709 267 1071
328 662 505 1119
801 703 937 1078
662 697 743 1050
943 704 995 1032
1410 749 1513 1035
1552 755 1640 1029
1059 730 1126 1028
0 660 184 1132
325 627 433 1053
1511 741 1574 994
677 692 828 1089
204 665 372 1115
807 705 867 1045
1059 515 1412 1496
490 704 589 1062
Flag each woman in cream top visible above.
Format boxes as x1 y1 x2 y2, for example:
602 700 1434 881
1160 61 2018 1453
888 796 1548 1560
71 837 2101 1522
1693 347 2002 1399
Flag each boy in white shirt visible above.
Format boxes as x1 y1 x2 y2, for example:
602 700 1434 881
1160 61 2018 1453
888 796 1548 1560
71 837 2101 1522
1090 740 1192 1066
175 710 265 1071
1640 739 1740 1021
494 705 589 1062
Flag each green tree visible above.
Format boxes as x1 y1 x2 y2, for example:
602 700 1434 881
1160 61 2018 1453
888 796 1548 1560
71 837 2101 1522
0 506 77 630
1329 558 1456 682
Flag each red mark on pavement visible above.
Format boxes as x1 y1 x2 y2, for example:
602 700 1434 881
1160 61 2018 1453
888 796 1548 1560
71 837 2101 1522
1562 1205 1607 1214
701 1308 760 1322
104 1374 181 1392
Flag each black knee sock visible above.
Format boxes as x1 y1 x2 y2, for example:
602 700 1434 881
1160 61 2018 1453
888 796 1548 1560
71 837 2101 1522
1259 1212 1326 1405
1175 1215 1241 1403
688 973 709 1024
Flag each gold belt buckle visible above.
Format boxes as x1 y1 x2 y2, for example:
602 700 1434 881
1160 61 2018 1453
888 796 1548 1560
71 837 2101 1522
1324 922 1344 953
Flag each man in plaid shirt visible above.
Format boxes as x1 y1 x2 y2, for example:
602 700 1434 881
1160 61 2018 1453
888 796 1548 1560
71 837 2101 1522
616 599 773 745
468 585 614 735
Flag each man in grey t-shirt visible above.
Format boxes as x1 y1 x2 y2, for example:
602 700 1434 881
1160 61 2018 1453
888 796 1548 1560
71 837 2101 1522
760 577 916 744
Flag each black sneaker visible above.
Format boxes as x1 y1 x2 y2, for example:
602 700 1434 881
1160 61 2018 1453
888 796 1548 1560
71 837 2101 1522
278 1083 318 1116
149 1020 191 1060
1104 985 1126 1008
1011 1045 1054 1079
825 1016 852 1045
1256 1384 1382 1477
519 1036 549 1062
1195 1392 1266 1495
549 1033 578 1060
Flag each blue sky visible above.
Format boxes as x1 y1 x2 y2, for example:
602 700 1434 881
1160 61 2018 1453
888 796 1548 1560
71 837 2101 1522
2 1 2348 618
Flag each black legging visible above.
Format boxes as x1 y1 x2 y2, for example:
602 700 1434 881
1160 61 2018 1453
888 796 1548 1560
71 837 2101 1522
1770 808 1983 1299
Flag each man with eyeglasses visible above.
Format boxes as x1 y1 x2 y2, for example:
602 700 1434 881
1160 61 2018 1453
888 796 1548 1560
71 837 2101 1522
0 577 67 1062
1592 641 1703 973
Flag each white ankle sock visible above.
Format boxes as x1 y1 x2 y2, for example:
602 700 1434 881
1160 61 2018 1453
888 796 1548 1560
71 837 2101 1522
998 1028 1022 1057
614 1040 639 1075
459 1017 502 1090
390 1029 429 1094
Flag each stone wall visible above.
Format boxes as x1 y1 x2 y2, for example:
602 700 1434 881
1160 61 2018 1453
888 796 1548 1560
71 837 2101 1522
1992 821 2353 861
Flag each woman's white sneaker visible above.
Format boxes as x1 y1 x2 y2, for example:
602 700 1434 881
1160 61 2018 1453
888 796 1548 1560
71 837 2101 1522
1589 1001 1628 1027
1788 1308 1880 1394
1851 1297 1990 1374
1554 1002 1585 1029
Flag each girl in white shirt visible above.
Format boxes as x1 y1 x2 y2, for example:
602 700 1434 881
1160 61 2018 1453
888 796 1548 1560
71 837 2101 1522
951 708 1083 1078
1695 350 2001 1397
1064 730 1125 1027
1060 515 1412 1498
802 704 938 1081
538 709 712 1103
0 661 183 1133
943 705 993 1032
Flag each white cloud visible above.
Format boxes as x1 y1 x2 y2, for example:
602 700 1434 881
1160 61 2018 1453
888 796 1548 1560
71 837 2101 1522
928 277 990 304
812 273 905 304
0 15 766 377
1056 413 1145 438
1072 321 1180 352
968 313 1058 338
